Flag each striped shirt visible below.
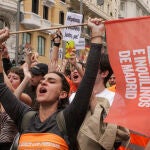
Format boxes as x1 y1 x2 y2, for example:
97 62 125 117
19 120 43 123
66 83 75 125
0 111 18 143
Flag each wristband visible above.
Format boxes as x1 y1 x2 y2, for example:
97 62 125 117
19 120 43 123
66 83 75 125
91 35 103 40
54 43 60 47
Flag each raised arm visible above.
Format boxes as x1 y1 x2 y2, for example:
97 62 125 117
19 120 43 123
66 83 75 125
64 18 105 133
0 28 31 131
3 62 32 106
69 50 84 77
60 58 68 74
50 29 62 61
48 30 62 72
4 70 14 92
14 63 32 106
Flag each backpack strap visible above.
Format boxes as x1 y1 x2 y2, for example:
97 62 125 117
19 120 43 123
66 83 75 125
10 111 36 150
21 111 36 131
56 111 72 148
56 111 67 135
10 133 20 150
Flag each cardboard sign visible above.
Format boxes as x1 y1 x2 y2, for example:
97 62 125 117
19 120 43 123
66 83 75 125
63 12 83 43
76 38 85 50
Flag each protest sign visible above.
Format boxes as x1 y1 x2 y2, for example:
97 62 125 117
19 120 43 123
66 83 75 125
105 16 150 137
75 38 85 50
62 12 83 43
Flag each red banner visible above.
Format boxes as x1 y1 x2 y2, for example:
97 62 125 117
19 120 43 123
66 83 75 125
105 16 150 137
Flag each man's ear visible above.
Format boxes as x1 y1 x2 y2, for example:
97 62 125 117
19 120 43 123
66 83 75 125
59 91 68 99
101 70 109 78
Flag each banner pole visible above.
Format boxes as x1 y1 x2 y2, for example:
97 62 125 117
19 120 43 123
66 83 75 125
10 23 88 35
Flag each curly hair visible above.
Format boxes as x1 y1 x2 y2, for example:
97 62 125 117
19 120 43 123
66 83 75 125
7 67 24 82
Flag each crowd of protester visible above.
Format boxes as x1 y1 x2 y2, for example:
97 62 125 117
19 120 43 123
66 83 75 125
0 17 149 150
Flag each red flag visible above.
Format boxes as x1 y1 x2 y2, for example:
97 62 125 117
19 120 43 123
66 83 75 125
105 16 150 137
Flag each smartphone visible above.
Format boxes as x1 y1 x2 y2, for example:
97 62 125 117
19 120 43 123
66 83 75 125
65 40 75 59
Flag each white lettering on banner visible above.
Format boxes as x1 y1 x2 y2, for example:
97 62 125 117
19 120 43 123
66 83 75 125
119 47 150 108
119 51 137 99
119 50 132 63
147 46 150 64
134 54 150 107
121 64 137 99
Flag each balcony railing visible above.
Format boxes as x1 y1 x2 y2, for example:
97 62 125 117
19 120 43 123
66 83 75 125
136 0 150 13
21 12 41 28
0 0 17 13
41 19 51 28
42 0 55 7
82 0 112 20
41 19 51 33
70 0 112 20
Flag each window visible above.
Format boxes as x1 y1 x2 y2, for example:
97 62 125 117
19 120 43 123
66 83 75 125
97 0 104 6
110 12 113 16
115 9 117 18
0 18 9 29
0 19 4 29
22 33 31 45
32 0 39 14
107 4 110 14
43 6 48 20
120 2 125 11
38 36 45 56
60 0 65 3
59 11 64 25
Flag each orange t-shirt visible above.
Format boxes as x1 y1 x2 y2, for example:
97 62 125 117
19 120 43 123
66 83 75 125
108 84 116 92
65 77 77 96
18 133 69 150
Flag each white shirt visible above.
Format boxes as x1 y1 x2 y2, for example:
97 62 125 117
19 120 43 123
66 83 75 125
69 88 115 105
96 88 115 106
69 92 76 103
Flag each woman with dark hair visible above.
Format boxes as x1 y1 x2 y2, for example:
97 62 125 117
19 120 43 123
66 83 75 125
0 18 104 150
0 63 32 150
7 67 24 82
5 64 32 106
48 71 70 110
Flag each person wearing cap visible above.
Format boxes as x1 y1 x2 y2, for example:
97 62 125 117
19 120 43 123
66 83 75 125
24 63 48 109
29 63 48 86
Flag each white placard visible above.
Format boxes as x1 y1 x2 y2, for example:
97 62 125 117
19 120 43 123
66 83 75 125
75 38 85 50
63 12 83 43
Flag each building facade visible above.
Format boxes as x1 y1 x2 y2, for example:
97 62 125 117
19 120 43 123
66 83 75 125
20 0 69 63
1 0 150 63
119 0 150 18
0 0 18 60
0 0 69 63
67 0 120 52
